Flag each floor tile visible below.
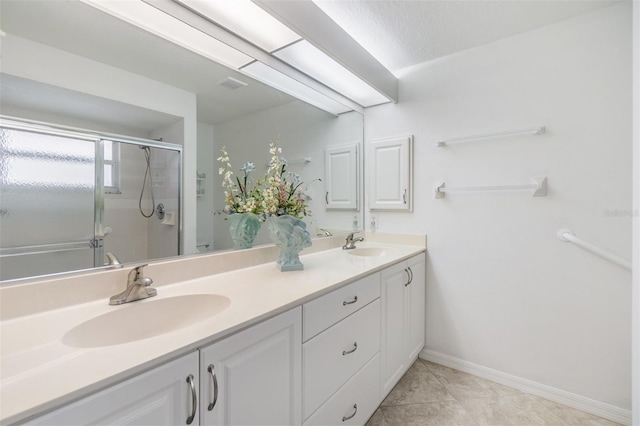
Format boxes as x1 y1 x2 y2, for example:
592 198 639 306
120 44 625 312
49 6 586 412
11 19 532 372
381 400 479 426
366 408 389 426
382 361 454 406
423 361 500 400
535 398 623 426
459 394 566 425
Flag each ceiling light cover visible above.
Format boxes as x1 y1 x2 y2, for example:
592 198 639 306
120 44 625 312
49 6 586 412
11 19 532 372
177 0 301 52
274 40 389 107
242 61 352 115
80 0 252 68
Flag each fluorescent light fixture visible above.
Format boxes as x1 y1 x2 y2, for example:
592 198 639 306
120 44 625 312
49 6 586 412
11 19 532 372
242 61 352 115
176 0 300 53
80 0 253 69
274 40 389 107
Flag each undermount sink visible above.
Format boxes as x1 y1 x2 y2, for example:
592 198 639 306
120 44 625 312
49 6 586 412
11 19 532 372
347 247 387 257
62 294 231 348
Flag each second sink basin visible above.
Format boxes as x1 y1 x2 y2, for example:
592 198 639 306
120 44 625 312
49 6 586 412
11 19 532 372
347 247 387 257
63 294 231 348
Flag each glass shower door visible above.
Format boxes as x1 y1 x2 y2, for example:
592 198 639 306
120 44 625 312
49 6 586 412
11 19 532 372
0 124 100 281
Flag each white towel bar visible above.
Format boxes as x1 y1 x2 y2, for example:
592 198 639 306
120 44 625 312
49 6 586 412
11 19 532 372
435 177 547 198
435 126 545 147
557 229 631 271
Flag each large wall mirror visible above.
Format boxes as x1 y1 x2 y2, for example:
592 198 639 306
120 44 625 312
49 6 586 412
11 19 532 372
0 0 364 282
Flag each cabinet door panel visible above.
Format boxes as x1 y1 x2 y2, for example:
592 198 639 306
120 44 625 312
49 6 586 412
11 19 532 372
26 352 199 426
369 136 412 211
380 262 408 396
325 144 358 210
407 254 426 361
201 307 301 426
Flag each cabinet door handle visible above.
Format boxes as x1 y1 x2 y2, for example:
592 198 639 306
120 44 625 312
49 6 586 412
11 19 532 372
342 403 358 421
186 374 197 425
403 189 407 204
207 364 219 411
408 267 414 284
342 342 358 355
404 268 411 286
326 191 329 204
343 295 358 306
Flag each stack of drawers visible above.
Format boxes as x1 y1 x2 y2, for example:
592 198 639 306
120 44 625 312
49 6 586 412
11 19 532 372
302 273 381 425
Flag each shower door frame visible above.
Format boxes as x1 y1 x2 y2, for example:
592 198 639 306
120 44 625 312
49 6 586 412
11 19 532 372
0 116 183 281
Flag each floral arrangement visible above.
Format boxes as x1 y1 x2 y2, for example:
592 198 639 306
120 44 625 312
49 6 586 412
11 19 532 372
261 142 310 219
217 142 311 220
217 146 263 215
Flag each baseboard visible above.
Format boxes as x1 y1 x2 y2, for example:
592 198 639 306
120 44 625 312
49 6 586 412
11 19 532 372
420 349 631 425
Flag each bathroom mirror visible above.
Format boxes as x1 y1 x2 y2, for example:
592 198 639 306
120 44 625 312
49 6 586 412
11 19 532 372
0 0 363 282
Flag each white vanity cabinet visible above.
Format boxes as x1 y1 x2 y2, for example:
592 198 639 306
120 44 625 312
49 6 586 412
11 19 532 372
381 253 426 397
302 273 381 425
200 307 302 426
368 136 413 211
25 351 201 426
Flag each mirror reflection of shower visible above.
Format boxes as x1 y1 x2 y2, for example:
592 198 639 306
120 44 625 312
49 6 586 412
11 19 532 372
138 145 156 219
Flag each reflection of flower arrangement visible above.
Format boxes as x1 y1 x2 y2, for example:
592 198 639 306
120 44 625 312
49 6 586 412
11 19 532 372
261 142 310 219
217 146 263 215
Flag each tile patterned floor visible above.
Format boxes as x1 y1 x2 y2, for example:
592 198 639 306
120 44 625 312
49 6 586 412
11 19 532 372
366 359 622 426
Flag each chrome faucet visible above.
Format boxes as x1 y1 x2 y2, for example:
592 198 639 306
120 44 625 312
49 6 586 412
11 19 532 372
105 252 122 267
317 228 333 237
342 232 364 250
109 264 157 305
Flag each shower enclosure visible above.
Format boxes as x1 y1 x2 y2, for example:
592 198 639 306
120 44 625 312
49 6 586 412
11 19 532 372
0 118 182 281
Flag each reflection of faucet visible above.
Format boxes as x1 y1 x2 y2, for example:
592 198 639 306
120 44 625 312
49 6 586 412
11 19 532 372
105 252 121 266
109 264 157 305
317 228 333 237
342 233 364 250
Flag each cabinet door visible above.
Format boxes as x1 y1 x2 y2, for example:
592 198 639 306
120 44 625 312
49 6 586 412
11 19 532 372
325 144 358 210
201 307 302 426
406 254 426 362
380 262 409 396
369 136 412 211
26 352 200 426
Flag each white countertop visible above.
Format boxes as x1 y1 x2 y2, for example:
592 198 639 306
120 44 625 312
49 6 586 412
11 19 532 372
0 238 425 423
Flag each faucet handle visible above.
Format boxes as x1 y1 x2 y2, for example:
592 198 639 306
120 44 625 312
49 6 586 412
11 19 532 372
127 264 149 283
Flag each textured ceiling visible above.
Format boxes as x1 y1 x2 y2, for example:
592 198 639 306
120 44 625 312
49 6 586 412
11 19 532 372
314 0 621 73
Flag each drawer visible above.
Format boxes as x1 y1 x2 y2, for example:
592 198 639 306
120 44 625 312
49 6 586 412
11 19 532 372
303 273 380 341
304 353 380 426
303 299 380 419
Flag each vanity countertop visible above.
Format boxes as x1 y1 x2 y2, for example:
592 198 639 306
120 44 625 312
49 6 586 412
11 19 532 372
0 236 425 424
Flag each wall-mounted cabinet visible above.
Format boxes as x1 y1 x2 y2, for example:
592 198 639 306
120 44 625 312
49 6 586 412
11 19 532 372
324 144 358 210
368 136 413 211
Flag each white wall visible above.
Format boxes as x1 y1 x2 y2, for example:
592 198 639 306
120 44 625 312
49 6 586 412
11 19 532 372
365 3 632 419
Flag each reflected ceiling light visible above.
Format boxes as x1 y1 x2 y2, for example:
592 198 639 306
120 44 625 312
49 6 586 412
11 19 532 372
274 40 389 107
176 0 301 53
242 62 352 116
79 0 252 69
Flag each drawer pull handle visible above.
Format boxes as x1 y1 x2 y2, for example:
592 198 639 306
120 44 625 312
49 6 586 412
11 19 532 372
342 403 358 421
207 364 219 411
343 296 358 306
186 374 197 425
342 342 358 355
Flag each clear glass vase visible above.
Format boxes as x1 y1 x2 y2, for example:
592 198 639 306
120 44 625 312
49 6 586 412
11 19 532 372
267 215 312 271
228 213 261 250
